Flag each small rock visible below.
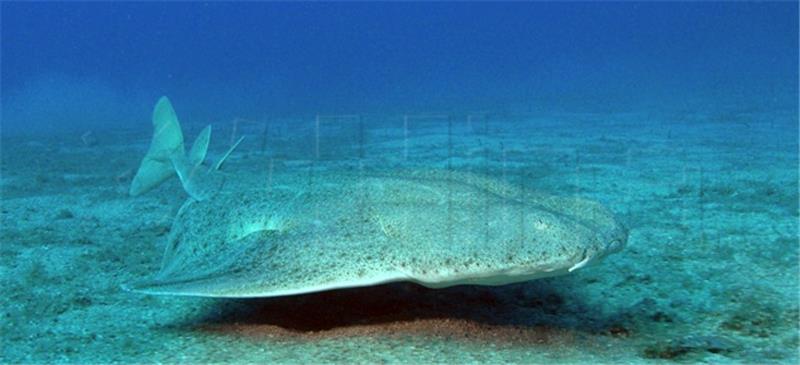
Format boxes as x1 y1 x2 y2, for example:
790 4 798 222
608 325 630 337
73 236 95 245
81 131 98 147
55 209 74 220
651 311 673 323
643 341 690 359
627 297 658 317
153 224 170 237
115 168 134 186
679 335 735 354
643 335 735 360
73 296 92 307
676 185 693 195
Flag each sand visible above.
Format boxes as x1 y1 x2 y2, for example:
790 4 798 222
1 105 798 364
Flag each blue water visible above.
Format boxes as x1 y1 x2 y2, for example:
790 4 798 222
1 2 798 364
2 2 796 134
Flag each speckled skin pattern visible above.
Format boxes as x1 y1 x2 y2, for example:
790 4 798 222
129 169 627 297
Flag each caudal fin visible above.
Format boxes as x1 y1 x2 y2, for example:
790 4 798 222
129 97 212 197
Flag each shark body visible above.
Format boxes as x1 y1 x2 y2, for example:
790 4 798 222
125 97 626 298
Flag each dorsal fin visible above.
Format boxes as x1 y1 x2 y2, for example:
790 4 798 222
189 125 211 166
129 96 234 200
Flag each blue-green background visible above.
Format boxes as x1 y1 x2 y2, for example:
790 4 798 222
2 2 796 134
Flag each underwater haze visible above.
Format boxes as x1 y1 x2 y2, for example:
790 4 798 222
1 2 798 364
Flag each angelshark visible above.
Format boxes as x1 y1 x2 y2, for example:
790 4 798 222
125 97 627 297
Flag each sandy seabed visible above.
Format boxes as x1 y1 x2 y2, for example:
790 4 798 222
1 105 798 364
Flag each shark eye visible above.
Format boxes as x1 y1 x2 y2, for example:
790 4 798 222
607 238 625 253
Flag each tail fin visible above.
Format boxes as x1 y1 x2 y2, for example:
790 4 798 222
129 97 212 197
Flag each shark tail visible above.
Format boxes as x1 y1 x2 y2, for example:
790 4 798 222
129 96 214 198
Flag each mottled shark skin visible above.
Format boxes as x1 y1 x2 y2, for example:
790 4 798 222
128 168 627 298
125 97 626 298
